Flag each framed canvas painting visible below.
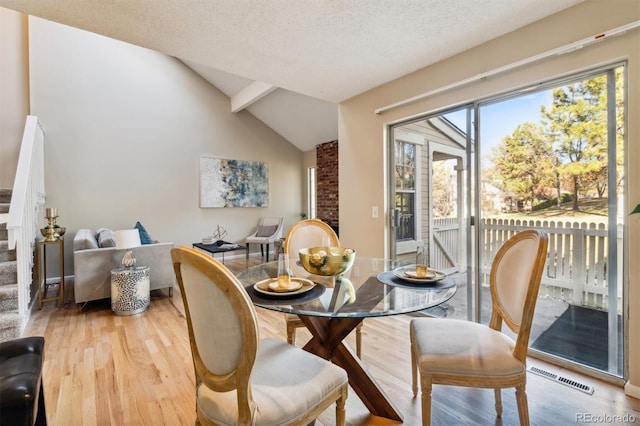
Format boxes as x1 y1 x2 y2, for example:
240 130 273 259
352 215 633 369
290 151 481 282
199 157 269 208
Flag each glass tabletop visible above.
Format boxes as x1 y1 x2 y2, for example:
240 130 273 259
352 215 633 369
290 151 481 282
236 257 457 318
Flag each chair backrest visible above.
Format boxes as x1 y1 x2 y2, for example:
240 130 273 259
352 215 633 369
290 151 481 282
248 217 284 242
171 246 259 422
489 229 549 361
283 219 340 277
261 216 283 232
260 216 282 227
283 219 339 257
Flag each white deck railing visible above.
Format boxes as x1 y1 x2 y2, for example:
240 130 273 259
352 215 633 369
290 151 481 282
5 116 45 331
479 218 622 312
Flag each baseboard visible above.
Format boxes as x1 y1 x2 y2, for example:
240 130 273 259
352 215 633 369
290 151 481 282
624 381 640 399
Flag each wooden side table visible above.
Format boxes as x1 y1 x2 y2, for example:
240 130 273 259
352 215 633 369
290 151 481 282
110 266 150 315
36 238 64 309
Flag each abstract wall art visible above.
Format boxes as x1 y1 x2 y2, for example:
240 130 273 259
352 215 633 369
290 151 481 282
199 157 269 208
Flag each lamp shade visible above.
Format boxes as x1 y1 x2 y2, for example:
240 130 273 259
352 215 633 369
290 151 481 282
115 229 141 250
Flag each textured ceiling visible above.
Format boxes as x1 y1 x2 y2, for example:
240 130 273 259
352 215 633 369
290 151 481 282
0 0 583 150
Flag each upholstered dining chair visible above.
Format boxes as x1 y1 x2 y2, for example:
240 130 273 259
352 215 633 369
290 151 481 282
245 216 283 262
171 246 348 425
410 229 548 426
283 219 363 358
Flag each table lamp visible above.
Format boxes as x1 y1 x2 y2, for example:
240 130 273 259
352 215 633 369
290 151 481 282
115 230 141 268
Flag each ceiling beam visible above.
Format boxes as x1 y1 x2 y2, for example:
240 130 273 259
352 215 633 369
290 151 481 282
231 81 277 113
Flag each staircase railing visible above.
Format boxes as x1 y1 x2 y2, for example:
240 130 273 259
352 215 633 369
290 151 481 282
6 116 45 330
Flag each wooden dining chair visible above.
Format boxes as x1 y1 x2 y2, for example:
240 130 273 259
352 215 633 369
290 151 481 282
171 246 348 425
283 219 363 358
410 229 548 426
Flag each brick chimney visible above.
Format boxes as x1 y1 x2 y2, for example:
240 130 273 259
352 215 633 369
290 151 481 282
316 140 339 236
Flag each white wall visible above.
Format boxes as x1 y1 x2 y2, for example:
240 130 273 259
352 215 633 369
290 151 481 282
338 1 640 396
0 8 29 188
27 17 303 271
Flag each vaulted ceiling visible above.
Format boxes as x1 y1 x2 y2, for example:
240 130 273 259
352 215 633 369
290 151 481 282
0 0 582 151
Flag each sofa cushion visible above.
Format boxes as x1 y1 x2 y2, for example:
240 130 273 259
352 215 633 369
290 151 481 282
73 229 99 251
96 228 116 248
135 221 154 245
256 224 278 237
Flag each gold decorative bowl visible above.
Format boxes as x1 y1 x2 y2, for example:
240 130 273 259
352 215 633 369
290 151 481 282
56 226 66 237
40 226 66 240
299 247 356 276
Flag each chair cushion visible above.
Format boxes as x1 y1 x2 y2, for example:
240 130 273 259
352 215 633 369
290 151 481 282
196 337 347 425
256 224 278 237
411 318 524 379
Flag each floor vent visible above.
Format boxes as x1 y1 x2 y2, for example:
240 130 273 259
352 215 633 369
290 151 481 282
528 366 594 395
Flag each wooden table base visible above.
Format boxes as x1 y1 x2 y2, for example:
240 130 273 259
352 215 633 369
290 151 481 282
300 315 403 422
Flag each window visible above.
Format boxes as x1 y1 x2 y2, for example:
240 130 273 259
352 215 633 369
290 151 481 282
395 141 416 241
307 167 316 219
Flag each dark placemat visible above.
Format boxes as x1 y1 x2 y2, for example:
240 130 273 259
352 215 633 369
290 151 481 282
376 271 455 290
245 283 326 306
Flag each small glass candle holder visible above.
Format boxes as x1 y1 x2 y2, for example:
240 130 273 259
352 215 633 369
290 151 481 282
415 245 427 278
277 253 293 287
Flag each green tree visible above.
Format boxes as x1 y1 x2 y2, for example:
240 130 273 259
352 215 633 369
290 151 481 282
432 160 455 217
492 122 555 210
541 75 609 210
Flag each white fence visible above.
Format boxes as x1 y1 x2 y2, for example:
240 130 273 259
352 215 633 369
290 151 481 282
480 218 622 312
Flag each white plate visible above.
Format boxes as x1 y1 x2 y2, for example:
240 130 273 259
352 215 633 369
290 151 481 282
254 277 316 296
392 265 446 283
404 269 437 279
269 279 303 292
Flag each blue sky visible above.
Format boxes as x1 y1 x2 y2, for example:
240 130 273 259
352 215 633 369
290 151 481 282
480 91 553 154
444 90 553 162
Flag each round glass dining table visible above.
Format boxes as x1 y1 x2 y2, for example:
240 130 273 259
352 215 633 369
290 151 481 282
237 257 457 422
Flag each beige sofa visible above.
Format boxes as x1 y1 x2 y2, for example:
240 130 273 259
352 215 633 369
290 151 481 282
73 228 175 304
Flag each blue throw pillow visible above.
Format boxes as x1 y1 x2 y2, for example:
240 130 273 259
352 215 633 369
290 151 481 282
134 221 154 245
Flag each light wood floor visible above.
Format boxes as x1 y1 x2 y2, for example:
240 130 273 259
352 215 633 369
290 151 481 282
25 256 640 425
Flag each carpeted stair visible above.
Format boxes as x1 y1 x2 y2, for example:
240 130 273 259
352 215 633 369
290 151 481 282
0 189 20 342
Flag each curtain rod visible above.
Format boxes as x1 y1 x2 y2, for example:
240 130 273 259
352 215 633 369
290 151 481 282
374 20 640 115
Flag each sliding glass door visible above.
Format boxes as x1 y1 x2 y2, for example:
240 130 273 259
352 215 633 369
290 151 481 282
389 106 474 320
389 63 626 378
477 65 625 376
